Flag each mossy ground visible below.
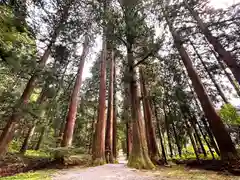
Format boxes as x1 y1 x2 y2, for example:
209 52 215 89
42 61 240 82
143 165 240 180
113 159 119 164
0 170 55 180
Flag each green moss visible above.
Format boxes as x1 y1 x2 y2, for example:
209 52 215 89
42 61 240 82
113 159 119 164
128 154 155 170
63 155 91 166
92 157 106 166
0 170 55 180
25 150 51 158
152 166 239 180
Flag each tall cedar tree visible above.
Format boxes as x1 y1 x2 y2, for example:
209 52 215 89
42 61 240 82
123 66 133 158
61 36 90 147
122 0 155 169
139 68 160 164
105 51 115 163
112 56 117 159
92 36 107 164
163 6 237 160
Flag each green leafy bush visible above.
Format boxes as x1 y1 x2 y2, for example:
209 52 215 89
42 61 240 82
219 104 240 125
8 139 21 153
0 5 36 71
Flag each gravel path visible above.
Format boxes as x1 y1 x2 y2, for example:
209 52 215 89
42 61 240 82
52 163 157 180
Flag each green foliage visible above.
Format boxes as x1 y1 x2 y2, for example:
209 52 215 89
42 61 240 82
8 139 21 153
0 170 54 180
25 150 51 158
172 145 220 160
92 158 106 166
219 104 240 125
128 155 155 169
49 147 86 158
0 5 36 71
153 166 239 180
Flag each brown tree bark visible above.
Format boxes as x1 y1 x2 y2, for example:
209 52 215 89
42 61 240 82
105 51 114 163
163 105 173 158
88 107 97 154
61 36 90 147
164 8 237 160
35 126 45 150
139 68 160 163
112 56 117 159
184 1 240 85
185 120 200 161
127 46 154 169
0 3 71 154
123 65 132 159
126 120 133 159
19 126 35 154
154 102 167 164
206 42 240 97
171 117 182 158
189 116 207 157
92 36 107 165
189 39 229 104
196 121 215 159
201 116 220 156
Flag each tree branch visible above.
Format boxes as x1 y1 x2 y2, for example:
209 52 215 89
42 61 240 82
115 36 129 49
133 51 153 68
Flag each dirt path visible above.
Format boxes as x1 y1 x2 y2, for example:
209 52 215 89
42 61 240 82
52 163 157 180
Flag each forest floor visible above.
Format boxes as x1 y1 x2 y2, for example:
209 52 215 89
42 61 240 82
1 151 240 179
51 153 240 180
2 163 239 180
52 163 156 180
51 163 240 180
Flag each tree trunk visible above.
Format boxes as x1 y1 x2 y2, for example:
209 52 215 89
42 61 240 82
189 39 229 104
88 107 96 154
206 42 240 97
171 118 182 158
0 4 70 154
112 56 117 159
56 118 66 148
185 120 200 161
164 9 237 160
123 65 132 159
105 51 114 163
201 116 220 156
163 105 173 158
189 116 207 157
196 121 215 159
184 1 240 85
154 102 167 164
139 68 159 163
61 36 90 147
127 46 154 169
35 126 45 150
19 126 35 154
126 120 133 159
92 36 107 165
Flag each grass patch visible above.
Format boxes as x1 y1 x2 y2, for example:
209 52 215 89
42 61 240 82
24 150 51 158
149 166 239 180
0 170 55 180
